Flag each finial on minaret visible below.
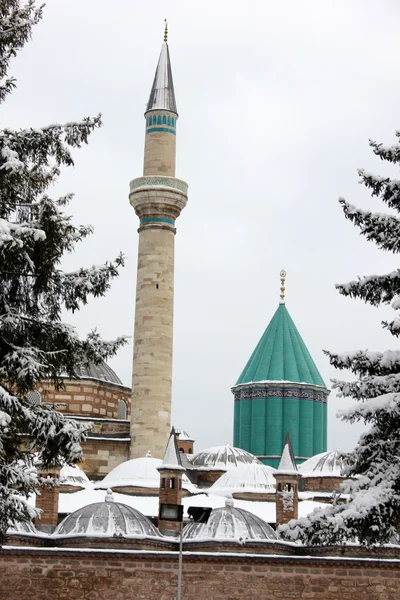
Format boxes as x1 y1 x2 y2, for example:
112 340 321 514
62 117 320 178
279 269 286 304
164 19 168 43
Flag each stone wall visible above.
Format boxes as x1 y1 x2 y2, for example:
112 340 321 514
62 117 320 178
1 547 399 600
81 438 130 479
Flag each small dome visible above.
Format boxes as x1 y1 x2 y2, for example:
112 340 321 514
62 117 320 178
298 451 347 477
75 360 122 385
190 444 260 471
210 462 276 496
53 496 161 538
94 456 191 490
183 499 278 542
94 456 162 490
7 520 41 536
60 464 90 488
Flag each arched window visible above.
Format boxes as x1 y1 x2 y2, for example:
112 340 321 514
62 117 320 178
167 116 171 126
169 478 175 489
188 448 193 454
179 447 184 453
162 115 166 124
157 115 161 125
117 399 127 420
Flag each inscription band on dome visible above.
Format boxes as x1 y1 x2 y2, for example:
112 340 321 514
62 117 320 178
130 176 188 195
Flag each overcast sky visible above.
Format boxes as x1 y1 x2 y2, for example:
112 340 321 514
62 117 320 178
5 0 400 454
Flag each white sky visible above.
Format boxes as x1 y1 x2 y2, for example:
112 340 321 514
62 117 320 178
4 0 400 454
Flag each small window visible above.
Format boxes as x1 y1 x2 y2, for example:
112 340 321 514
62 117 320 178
162 115 167 124
117 399 127 420
156 284 159 289
157 115 161 125
161 478 166 489
26 390 41 406
179 447 184 453
188 448 193 454
168 116 171 126
169 478 175 489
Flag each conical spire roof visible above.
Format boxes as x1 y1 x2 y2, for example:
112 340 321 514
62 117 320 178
277 433 298 473
158 427 185 472
146 41 177 115
236 304 326 388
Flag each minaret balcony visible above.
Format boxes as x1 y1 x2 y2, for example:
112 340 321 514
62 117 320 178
129 176 188 229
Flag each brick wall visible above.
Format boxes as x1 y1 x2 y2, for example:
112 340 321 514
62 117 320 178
302 476 345 492
1 548 400 600
38 379 131 419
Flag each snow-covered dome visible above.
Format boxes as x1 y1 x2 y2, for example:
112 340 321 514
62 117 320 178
183 498 278 542
7 520 42 536
190 444 261 471
209 462 276 496
94 456 191 490
53 491 162 538
60 464 90 488
298 451 347 477
94 456 162 490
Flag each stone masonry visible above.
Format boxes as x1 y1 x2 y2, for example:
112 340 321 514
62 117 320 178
1 548 400 600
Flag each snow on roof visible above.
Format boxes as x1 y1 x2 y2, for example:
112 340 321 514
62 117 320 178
158 428 185 472
191 444 261 471
94 457 162 489
59 464 91 488
277 434 298 474
298 450 347 477
175 428 194 441
53 493 162 539
209 462 276 496
183 498 278 542
57 490 326 525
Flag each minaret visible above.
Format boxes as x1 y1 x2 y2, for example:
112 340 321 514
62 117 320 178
129 23 188 459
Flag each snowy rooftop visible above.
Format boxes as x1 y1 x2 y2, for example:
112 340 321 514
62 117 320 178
190 444 261 471
209 462 276 496
183 498 278 543
298 450 347 477
158 428 185 472
56 489 326 525
59 464 91 488
94 456 190 490
277 434 298 475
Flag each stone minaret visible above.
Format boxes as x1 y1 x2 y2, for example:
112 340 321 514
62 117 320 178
129 25 188 459
274 433 301 526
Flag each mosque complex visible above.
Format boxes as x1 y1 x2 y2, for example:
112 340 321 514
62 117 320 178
2 25 400 600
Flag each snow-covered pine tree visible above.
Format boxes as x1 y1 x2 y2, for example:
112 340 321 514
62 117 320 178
0 1 126 541
281 130 400 546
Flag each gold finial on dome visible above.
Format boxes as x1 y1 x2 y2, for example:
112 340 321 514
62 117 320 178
279 269 286 304
164 19 168 43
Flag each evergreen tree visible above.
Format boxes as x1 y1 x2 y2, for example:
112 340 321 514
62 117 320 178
0 1 126 540
281 130 400 546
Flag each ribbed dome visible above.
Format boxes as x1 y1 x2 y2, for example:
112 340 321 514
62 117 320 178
183 499 278 542
7 520 41 536
75 360 122 385
298 450 346 477
94 457 162 490
190 444 260 471
236 304 326 387
210 462 276 496
53 493 161 538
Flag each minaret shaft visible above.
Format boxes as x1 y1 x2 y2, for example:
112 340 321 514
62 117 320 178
129 39 187 459
130 227 175 458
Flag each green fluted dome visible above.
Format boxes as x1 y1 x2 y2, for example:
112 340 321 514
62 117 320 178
236 304 326 388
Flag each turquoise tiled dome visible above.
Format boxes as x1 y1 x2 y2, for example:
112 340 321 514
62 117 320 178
236 304 325 387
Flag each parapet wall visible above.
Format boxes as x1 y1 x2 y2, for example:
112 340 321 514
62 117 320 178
1 547 399 600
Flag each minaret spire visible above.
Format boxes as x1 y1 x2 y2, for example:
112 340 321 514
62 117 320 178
164 19 168 43
129 33 188 460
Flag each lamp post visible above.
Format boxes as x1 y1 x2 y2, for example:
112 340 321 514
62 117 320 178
160 504 212 600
